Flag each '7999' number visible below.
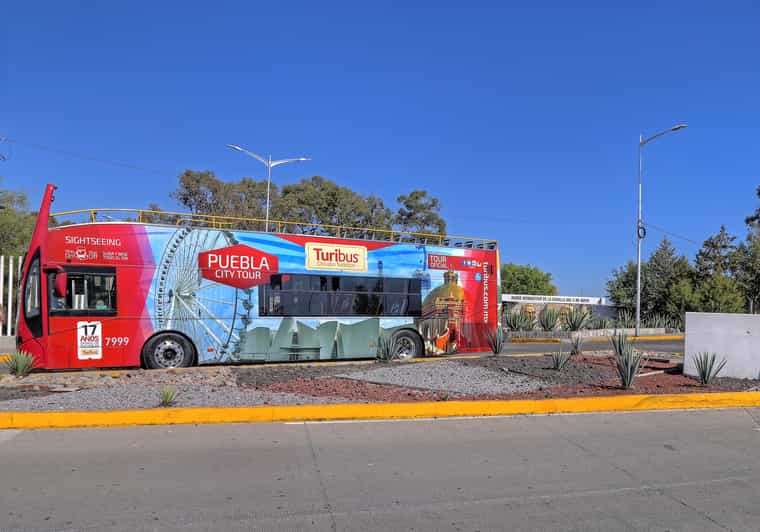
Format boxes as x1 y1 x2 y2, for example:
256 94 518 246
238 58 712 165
105 337 130 347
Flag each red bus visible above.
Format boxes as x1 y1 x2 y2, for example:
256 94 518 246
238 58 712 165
16 184 500 369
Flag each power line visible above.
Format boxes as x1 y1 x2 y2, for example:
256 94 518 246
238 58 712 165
643 222 702 247
0 135 176 178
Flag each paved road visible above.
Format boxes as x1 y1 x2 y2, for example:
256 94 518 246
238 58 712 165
1 407 758 531
503 337 683 356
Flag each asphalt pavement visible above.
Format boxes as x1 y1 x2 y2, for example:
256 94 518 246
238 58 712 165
503 336 684 356
1 406 758 531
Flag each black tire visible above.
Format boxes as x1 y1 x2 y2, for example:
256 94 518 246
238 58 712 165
142 333 195 369
392 329 424 359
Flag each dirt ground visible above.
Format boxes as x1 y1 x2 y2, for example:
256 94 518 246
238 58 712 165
2 353 759 407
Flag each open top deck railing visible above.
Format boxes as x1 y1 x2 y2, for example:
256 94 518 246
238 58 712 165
50 208 498 250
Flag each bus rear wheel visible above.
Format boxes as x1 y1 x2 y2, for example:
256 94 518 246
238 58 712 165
392 330 423 359
143 333 195 369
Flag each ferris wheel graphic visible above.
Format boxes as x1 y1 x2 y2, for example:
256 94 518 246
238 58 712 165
154 228 247 362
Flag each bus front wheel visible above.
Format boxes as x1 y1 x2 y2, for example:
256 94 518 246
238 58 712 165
392 330 424 359
142 333 195 369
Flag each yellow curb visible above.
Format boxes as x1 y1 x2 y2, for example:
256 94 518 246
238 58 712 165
510 338 561 344
2 391 759 430
585 335 684 343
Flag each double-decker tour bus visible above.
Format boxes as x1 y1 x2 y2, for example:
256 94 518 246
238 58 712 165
16 184 500 369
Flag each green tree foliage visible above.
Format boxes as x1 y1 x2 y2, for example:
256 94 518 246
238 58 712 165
273 176 393 236
695 225 737 281
665 278 699 318
733 235 760 312
168 170 444 237
608 227 757 319
606 261 639 312
744 185 760 231
172 170 270 223
501 263 558 295
0 181 37 256
695 274 744 313
394 190 446 235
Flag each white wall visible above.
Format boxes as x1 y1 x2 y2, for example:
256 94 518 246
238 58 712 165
684 312 760 380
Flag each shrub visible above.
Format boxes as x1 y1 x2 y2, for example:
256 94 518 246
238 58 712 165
159 386 178 407
4 351 36 377
538 309 559 332
376 335 399 362
485 328 504 354
550 349 572 371
504 312 535 332
570 336 584 357
610 333 644 389
562 308 590 331
692 352 727 385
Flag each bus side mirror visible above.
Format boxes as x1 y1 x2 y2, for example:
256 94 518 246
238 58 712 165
54 271 67 298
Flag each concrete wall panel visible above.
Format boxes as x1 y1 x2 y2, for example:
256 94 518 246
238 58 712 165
684 312 760 379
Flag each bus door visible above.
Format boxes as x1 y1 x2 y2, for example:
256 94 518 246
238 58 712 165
47 266 123 369
16 250 47 365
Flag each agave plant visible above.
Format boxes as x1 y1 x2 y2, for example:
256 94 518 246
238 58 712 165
643 313 670 329
159 386 178 407
485 327 504 354
610 333 644 389
550 349 572 371
3 351 36 377
692 352 727 385
616 309 635 328
504 312 535 331
588 315 613 330
376 335 399 362
562 308 590 331
570 336 584 357
538 309 559 332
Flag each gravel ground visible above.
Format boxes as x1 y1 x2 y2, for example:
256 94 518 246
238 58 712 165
234 361 376 388
340 359 544 395
0 383 346 411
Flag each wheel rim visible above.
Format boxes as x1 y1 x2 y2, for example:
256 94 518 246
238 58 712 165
395 336 416 359
154 339 185 368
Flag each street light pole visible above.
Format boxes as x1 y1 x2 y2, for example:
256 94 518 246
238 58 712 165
226 144 310 232
635 124 687 336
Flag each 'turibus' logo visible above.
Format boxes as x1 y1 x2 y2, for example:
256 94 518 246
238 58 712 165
198 244 279 289
305 242 368 272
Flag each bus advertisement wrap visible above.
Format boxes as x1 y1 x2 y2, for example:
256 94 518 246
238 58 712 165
16 186 500 369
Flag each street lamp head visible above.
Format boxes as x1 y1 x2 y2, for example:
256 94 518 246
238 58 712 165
671 124 688 131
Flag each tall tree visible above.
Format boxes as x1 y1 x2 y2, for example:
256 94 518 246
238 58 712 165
695 225 737 281
744 185 760 232
695 274 744 313
606 260 641 313
501 263 558 295
645 238 693 316
733 234 760 312
0 180 37 256
394 190 446 235
171 169 271 227
273 176 393 236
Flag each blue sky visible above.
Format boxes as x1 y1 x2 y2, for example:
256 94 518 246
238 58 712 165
2 1 759 295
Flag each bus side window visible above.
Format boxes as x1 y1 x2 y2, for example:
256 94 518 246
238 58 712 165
49 268 117 316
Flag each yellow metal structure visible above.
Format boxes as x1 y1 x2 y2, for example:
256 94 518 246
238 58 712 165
50 208 498 249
